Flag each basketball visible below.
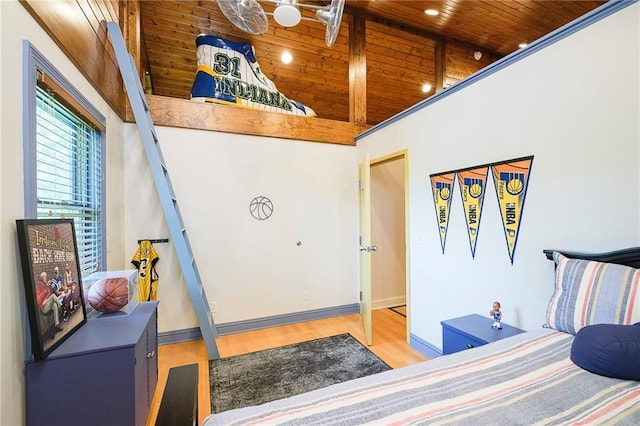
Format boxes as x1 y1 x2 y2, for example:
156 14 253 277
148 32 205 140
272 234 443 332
469 183 483 198
507 178 524 195
440 187 451 200
87 277 129 313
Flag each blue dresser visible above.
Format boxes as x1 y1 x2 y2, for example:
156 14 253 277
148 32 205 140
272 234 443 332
441 313 524 355
25 301 158 426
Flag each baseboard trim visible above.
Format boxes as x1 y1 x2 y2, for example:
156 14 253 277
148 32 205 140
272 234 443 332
158 303 360 345
158 327 203 345
409 333 442 359
372 296 406 310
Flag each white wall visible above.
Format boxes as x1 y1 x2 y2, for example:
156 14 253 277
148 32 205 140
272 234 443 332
357 2 640 350
0 2 127 424
124 125 359 333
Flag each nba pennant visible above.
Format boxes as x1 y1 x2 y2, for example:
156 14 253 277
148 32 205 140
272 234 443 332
491 156 534 264
190 35 316 117
457 167 489 258
430 172 456 254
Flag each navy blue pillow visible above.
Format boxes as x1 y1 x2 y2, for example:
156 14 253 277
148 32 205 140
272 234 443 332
570 323 640 381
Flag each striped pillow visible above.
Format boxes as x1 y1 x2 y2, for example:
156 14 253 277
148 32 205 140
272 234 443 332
545 252 640 335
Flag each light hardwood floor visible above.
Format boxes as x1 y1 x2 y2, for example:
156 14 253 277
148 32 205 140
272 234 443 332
145 307 428 426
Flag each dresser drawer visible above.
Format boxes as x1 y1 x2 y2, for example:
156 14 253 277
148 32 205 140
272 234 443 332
442 325 487 354
441 314 525 355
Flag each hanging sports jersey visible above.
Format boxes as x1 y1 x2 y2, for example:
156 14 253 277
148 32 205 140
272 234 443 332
131 240 159 301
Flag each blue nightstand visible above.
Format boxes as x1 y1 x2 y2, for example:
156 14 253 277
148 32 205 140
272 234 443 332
441 314 524 355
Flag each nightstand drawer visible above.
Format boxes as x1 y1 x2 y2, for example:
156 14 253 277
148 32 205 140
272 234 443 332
442 327 486 354
441 314 524 355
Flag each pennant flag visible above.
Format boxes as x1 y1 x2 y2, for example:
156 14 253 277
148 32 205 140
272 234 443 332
430 173 456 254
491 156 534 264
457 167 489 258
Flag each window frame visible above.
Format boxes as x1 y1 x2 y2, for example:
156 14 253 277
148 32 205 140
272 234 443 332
22 40 107 275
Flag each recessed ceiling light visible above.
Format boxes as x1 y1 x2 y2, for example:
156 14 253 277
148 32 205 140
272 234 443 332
281 51 293 64
422 83 432 93
518 43 528 48
424 9 439 16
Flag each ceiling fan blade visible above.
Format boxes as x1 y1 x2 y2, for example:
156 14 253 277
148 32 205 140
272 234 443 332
216 0 268 35
316 0 344 47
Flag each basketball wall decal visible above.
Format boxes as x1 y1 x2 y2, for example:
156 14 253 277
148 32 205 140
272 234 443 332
87 277 129 313
250 196 273 220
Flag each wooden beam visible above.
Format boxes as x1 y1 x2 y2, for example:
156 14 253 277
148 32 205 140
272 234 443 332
349 15 367 126
435 40 446 93
122 1 143 84
134 95 369 146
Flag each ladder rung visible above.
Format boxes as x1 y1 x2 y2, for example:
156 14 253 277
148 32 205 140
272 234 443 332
165 174 175 190
173 205 180 218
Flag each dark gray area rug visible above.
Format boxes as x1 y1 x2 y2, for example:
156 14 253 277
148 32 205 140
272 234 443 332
209 333 392 414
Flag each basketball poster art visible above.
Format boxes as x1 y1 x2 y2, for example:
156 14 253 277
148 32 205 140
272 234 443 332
430 172 456 254
190 35 316 116
15 219 87 360
491 156 534 264
457 167 489 258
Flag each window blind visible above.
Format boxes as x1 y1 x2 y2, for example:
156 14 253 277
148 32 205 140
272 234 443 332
35 85 104 277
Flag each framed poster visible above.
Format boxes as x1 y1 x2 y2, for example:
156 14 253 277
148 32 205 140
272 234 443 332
16 218 87 360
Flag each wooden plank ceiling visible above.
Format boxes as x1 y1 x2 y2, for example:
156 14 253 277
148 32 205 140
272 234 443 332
140 0 605 126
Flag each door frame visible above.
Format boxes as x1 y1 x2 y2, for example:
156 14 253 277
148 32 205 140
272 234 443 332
358 154 372 345
366 149 411 343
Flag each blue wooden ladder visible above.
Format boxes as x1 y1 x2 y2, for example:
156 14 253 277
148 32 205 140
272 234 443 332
106 21 220 360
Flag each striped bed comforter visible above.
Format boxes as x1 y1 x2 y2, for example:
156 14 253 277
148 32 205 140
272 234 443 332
203 329 640 425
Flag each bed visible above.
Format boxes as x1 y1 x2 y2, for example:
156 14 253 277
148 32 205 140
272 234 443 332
203 247 640 425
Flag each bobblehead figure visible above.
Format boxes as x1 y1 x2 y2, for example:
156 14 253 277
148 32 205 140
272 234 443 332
490 301 502 329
